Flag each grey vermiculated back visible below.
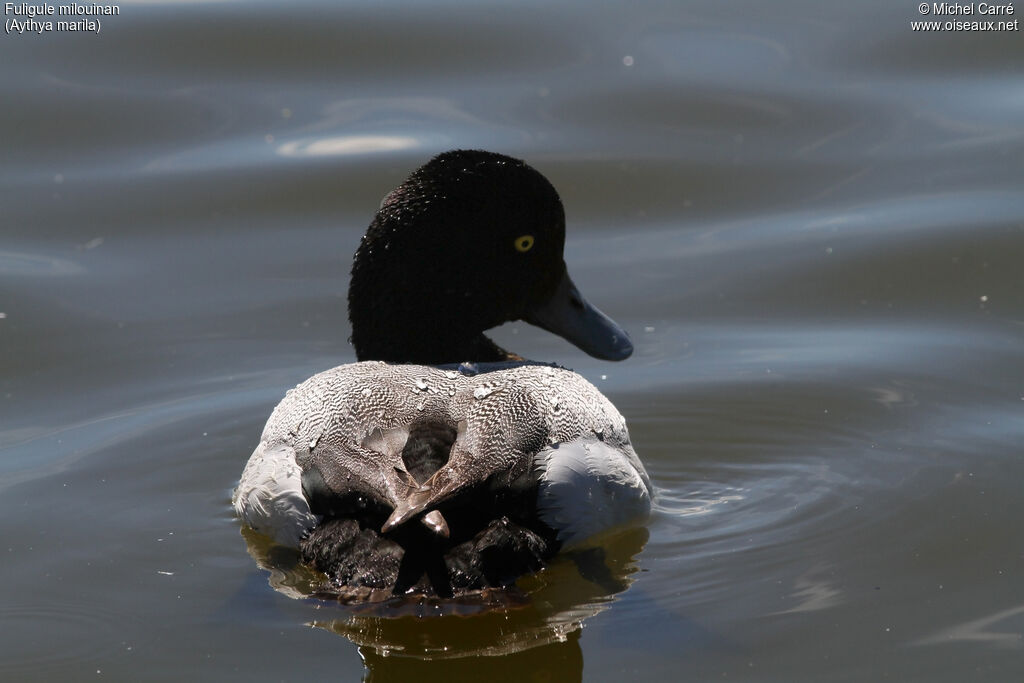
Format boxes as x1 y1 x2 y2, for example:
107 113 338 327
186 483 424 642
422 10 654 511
259 361 644 522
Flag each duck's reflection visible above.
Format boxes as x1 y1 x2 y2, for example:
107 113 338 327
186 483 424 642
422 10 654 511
358 634 583 683
241 525 648 680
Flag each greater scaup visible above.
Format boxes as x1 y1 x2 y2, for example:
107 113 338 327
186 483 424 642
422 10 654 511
233 150 651 602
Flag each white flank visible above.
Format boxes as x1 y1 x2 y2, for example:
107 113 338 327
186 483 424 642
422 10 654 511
232 442 319 547
535 437 652 549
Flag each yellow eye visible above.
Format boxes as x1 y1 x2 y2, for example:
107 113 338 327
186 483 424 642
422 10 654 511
514 234 534 253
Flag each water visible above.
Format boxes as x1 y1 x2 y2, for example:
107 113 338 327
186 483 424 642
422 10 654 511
2 1 1023 680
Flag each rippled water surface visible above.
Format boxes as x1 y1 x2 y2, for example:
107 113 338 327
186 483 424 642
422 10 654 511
3 1 1024 680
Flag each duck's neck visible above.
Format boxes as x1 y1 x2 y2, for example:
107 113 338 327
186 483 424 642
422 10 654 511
348 274 518 364
350 323 515 366
346 215 525 365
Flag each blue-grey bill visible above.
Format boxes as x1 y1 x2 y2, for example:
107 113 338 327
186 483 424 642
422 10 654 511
526 270 634 361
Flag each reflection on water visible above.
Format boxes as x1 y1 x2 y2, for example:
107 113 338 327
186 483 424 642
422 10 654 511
276 135 421 158
914 603 1024 649
0 249 84 277
240 525 648 677
358 636 583 683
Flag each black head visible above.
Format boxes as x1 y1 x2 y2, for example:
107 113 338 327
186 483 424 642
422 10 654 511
348 150 632 365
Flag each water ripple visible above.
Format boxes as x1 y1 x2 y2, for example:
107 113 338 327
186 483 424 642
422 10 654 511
0 603 145 677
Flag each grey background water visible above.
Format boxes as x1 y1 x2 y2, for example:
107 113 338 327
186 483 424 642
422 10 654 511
3 0 1023 680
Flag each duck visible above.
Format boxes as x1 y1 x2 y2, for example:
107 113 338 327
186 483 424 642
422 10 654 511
233 150 651 602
